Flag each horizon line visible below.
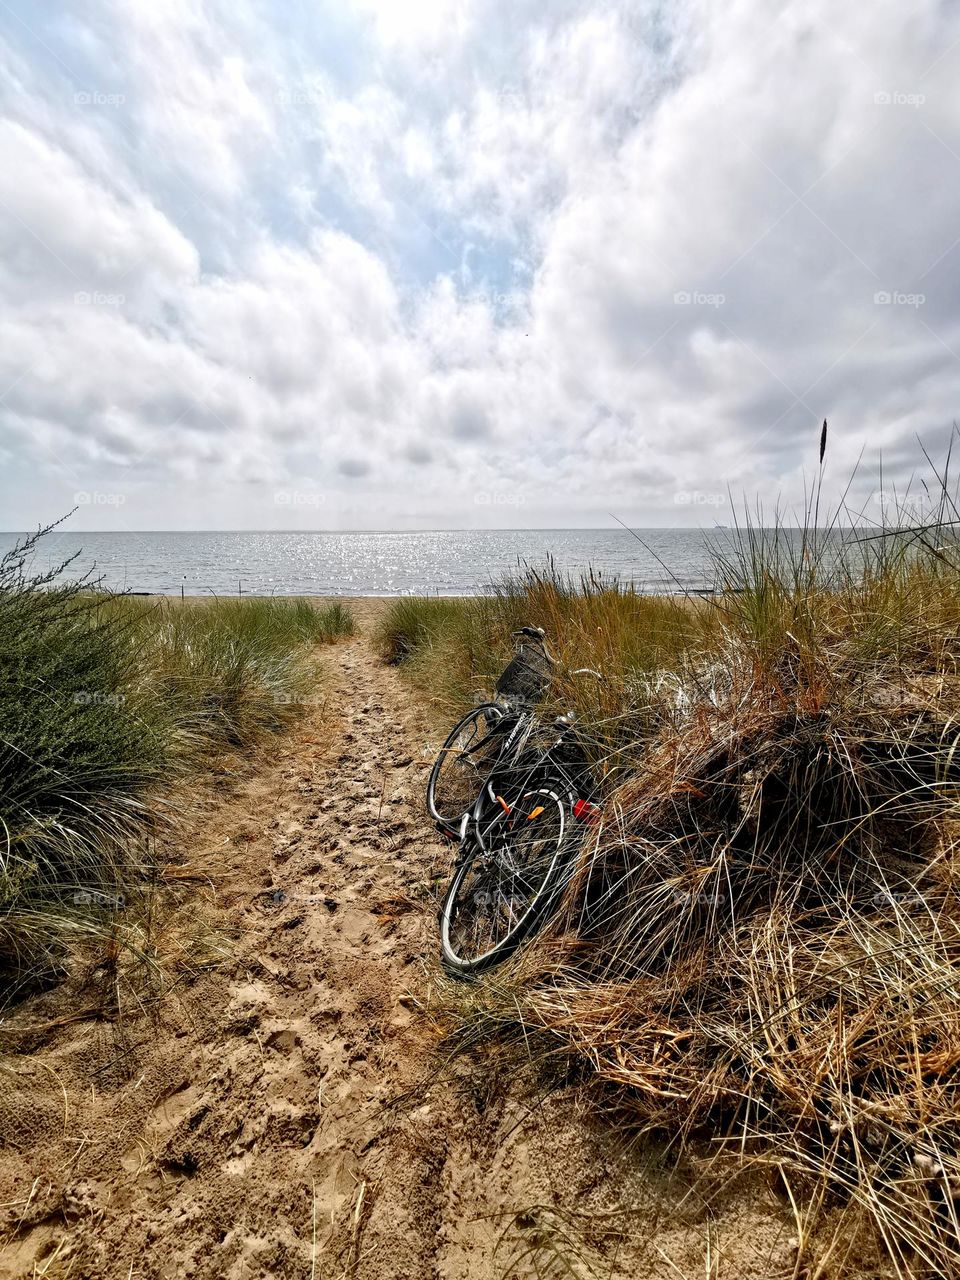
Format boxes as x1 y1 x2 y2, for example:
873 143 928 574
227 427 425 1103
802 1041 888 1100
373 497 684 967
2 523 861 535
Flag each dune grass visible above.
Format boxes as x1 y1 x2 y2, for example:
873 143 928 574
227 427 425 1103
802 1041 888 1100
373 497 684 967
0 530 353 985
141 595 351 751
390 453 960 1276
375 575 704 785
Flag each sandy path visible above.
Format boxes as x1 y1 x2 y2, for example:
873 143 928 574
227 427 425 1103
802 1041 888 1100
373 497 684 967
0 611 792 1280
0 610 448 1278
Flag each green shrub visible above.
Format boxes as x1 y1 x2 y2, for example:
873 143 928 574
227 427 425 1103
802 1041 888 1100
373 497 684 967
0 539 353 980
0 530 167 970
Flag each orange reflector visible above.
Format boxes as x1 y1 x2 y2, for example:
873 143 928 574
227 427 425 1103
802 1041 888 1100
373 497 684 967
526 805 545 821
496 795 511 815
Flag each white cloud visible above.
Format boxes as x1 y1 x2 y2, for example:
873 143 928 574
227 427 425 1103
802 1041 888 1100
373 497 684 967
105 0 275 200
0 119 197 302
353 0 474 54
0 0 959 531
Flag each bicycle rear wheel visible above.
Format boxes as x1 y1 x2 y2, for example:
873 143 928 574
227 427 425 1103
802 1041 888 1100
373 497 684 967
427 703 506 829
439 783 569 976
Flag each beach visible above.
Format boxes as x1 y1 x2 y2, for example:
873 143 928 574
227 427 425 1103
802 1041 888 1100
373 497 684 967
4 536 960 1277
0 597 789 1279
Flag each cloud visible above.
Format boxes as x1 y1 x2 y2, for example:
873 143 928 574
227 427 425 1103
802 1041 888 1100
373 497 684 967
0 0 959 530
0 119 197 304
338 457 372 477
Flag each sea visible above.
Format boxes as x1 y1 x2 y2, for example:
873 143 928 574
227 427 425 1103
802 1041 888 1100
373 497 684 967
0 528 741 597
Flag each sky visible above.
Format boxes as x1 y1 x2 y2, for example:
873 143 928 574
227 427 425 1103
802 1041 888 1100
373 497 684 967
0 0 959 532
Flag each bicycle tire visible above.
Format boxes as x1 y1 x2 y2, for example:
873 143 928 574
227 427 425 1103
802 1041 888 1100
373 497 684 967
427 703 506 829
439 782 572 976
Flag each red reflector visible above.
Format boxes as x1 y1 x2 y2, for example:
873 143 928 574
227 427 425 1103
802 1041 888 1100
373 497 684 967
573 799 600 822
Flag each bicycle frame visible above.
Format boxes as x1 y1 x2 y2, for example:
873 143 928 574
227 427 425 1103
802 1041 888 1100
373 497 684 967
468 715 597 852
431 623 603 849
434 626 605 975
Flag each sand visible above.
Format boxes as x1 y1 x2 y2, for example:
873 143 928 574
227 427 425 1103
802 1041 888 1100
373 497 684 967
0 602 793 1279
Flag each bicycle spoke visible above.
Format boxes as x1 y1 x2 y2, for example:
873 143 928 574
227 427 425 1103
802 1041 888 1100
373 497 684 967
428 705 508 825
442 787 567 967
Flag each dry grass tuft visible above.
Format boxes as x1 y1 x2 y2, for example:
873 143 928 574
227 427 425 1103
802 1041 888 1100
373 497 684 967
398 447 960 1276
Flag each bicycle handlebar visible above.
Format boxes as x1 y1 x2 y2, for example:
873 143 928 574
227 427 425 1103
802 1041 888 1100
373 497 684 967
511 626 556 665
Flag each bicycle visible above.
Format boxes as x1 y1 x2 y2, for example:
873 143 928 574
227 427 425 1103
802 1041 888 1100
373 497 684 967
427 628 602 976
426 626 552 835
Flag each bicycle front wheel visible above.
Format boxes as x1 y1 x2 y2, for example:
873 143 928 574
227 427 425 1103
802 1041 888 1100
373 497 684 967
439 784 569 976
427 703 506 829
